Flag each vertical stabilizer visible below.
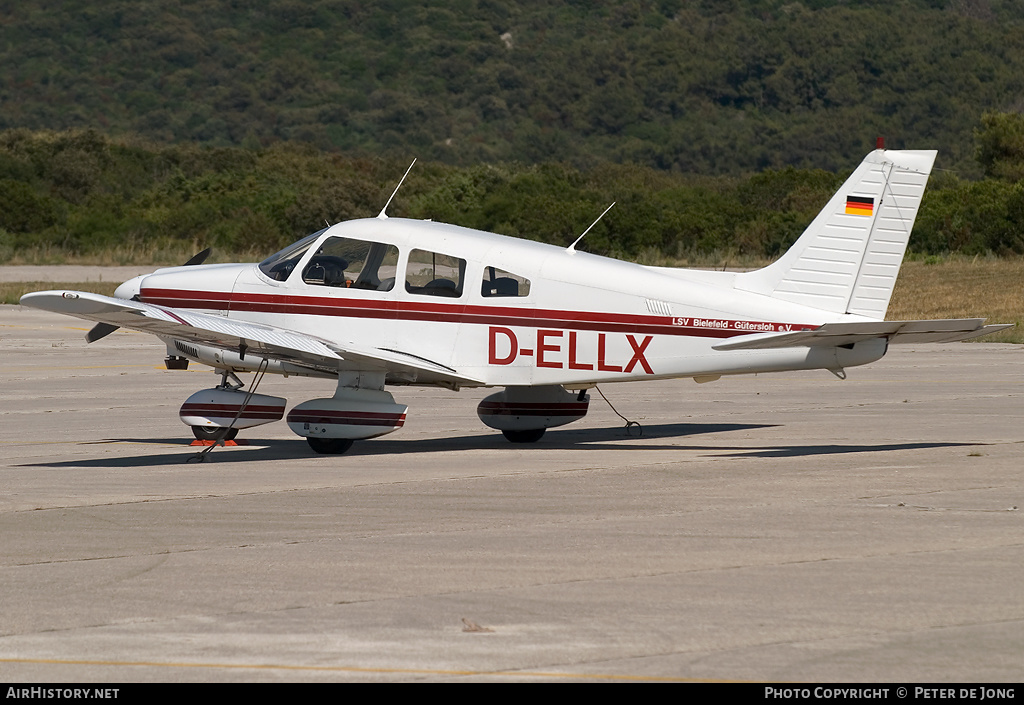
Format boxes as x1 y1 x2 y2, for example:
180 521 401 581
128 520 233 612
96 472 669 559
736 149 936 319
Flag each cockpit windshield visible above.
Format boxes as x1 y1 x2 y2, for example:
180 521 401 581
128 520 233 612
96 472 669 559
258 227 328 281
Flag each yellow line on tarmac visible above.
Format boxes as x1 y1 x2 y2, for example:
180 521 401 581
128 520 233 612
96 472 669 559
3 365 200 372
5 364 156 371
0 438 185 447
0 657 727 682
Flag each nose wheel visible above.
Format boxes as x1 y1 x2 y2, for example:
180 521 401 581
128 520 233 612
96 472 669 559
191 425 239 442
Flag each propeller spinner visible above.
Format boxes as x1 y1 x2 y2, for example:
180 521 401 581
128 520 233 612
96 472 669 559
85 248 211 343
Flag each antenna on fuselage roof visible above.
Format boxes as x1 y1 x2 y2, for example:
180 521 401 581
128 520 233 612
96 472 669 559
377 158 417 219
567 202 615 254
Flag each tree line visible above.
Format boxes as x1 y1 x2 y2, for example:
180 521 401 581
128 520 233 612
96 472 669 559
2 120 1023 264
2 1 1024 177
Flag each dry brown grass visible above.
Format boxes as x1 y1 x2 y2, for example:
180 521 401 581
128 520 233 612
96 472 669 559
889 257 1024 343
1 282 119 305
1 245 267 267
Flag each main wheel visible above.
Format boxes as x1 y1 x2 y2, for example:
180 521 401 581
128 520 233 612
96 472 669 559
502 428 546 443
191 425 238 441
306 437 354 455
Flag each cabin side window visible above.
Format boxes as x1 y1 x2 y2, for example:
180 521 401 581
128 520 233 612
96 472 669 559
405 249 466 298
481 266 531 298
302 236 400 291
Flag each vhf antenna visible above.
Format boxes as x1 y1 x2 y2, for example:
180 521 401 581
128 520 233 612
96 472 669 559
567 202 615 253
377 158 417 219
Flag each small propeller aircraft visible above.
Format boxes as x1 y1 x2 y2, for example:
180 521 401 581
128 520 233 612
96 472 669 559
21 146 1010 454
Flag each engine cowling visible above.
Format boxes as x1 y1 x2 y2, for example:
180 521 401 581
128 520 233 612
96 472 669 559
477 385 589 432
165 339 335 379
179 388 287 430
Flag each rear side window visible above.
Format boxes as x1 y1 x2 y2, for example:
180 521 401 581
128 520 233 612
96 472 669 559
405 249 466 298
481 266 530 297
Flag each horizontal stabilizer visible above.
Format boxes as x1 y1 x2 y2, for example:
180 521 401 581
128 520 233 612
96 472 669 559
713 319 1013 351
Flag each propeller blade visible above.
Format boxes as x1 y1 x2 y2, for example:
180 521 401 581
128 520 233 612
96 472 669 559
86 322 119 343
182 247 212 267
84 248 208 344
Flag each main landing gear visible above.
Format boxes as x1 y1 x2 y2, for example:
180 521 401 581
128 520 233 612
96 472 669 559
180 374 598 454
179 369 286 445
285 371 408 456
306 437 355 455
479 385 591 444
501 428 546 443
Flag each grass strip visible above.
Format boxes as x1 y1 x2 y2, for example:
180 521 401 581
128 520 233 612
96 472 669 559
2 282 119 305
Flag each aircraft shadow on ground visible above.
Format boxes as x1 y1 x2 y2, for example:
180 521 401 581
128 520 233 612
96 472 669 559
19 421 984 468
22 422 763 468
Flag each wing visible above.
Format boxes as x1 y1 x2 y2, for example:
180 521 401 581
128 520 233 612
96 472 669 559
713 319 1013 351
20 290 482 387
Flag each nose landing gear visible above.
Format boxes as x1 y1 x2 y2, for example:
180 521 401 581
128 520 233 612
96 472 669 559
179 369 285 444
191 425 239 442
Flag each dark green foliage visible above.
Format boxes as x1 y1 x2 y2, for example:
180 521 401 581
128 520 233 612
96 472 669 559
0 130 407 257
4 125 1024 264
2 1 1024 177
914 175 1024 256
0 179 63 233
975 112 1024 182
735 167 843 255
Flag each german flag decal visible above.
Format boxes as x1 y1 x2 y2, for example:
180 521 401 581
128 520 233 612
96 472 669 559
845 195 874 216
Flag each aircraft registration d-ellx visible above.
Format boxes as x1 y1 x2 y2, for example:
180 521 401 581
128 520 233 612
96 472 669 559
21 147 1011 454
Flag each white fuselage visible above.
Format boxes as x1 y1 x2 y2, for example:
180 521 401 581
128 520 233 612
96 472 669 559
134 217 885 388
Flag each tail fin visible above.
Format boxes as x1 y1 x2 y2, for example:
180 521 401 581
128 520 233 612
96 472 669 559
736 148 937 319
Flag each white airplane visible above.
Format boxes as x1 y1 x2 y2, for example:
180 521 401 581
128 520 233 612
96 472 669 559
21 147 1010 454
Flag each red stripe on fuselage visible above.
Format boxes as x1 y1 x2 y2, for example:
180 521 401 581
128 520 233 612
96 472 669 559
140 288 811 339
